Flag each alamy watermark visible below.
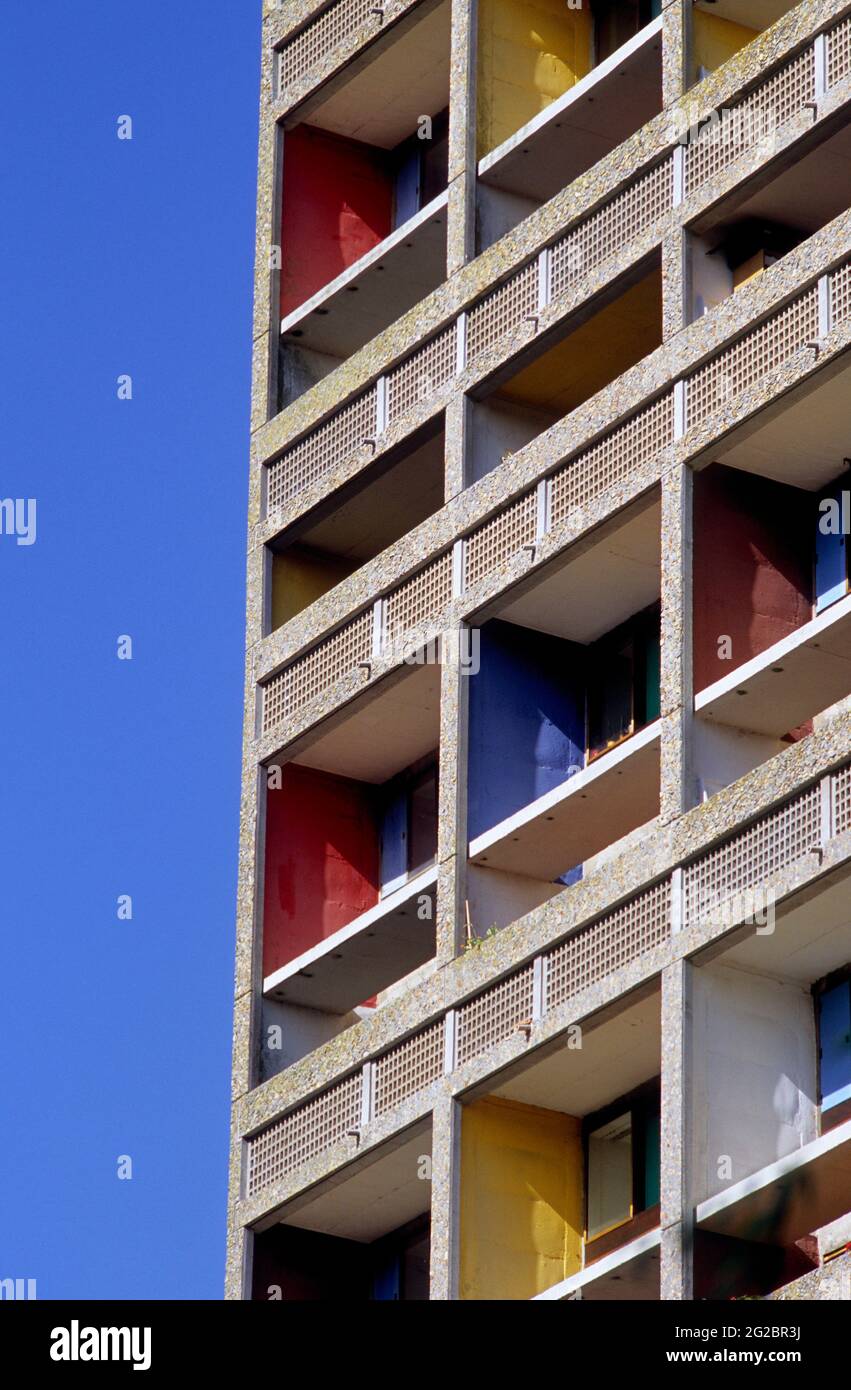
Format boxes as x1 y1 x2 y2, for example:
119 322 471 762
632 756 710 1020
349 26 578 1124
0 1276 37 1300
0 498 36 546
381 625 481 674
669 103 779 159
688 885 776 934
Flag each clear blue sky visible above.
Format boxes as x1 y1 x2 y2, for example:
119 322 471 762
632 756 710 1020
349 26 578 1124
0 2 259 1297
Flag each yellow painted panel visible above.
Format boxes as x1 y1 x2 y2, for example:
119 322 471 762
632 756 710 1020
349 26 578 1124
477 0 593 157
732 249 766 288
693 10 758 81
497 269 662 415
460 1096 583 1300
271 546 358 630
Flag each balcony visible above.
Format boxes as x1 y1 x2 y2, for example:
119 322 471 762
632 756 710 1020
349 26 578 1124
695 1119 851 1297
689 120 851 324
468 256 663 480
267 418 445 632
279 194 447 406
465 495 661 926
259 660 441 1073
263 864 437 1014
277 0 451 403
477 9 662 243
696 591 851 742
534 1225 661 1299
459 986 661 1299
691 0 799 87
691 348 851 798
250 1119 433 1300
688 858 851 1297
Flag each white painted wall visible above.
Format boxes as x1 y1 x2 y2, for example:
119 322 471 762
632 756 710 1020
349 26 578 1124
692 963 818 1204
690 233 733 322
583 816 659 876
477 183 541 251
468 397 558 482
693 718 786 802
260 998 370 1077
467 863 562 936
377 954 437 1006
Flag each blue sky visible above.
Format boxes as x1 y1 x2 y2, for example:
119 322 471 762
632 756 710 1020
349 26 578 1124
0 2 259 1297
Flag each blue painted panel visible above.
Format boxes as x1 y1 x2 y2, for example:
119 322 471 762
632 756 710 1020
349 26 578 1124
820 980 851 1113
467 620 586 841
394 149 421 228
815 491 847 613
643 1112 661 1209
371 1253 401 1300
380 779 408 895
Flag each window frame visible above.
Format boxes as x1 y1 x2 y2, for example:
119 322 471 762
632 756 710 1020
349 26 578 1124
582 1077 661 1260
814 964 851 1133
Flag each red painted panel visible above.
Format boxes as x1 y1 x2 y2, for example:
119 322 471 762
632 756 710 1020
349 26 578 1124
280 125 393 318
263 763 379 977
693 465 812 693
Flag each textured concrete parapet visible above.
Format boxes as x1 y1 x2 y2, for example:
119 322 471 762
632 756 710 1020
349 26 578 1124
767 1252 851 1299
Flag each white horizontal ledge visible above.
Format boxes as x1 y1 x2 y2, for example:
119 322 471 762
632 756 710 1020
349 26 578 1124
696 1115 851 1247
262 863 438 1014
469 719 661 880
696 590 851 737
479 16 663 184
533 1224 661 1301
279 189 449 337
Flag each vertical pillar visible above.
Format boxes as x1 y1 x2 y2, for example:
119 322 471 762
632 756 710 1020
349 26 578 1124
662 0 689 112
663 228 689 342
660 463 694 821
436 622 470 965
661 958 694 1300
446 0 478 275
429 1093 461 1299
444 393 470 502
662 0 690 348
226 25 279 1302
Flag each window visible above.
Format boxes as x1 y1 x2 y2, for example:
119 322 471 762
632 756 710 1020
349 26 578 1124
370 1217 430 1300
815 968 851 1129
815 486 849 614
408 762 439 877
379 756 439 894
586 604 660 759
584 1082 661 1249
593 0 661 65
391 109 449 229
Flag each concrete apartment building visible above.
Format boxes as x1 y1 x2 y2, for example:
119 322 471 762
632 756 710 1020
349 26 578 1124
227 0 851 1300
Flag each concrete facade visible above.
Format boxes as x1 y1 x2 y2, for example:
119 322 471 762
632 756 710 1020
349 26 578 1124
228 0 851 1299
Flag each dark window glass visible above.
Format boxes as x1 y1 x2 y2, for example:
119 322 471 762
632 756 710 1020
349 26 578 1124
818 975 851 1113
408 763 438 875
593 0 657 64
587 638 634 757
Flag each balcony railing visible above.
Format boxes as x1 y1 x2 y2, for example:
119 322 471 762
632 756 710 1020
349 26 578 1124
276 0 386 99
265 9 851 518
244 754 851 1202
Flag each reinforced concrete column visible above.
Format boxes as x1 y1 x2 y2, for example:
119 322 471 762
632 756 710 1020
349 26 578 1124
662 0 689 111
660 462 695 821
436 620 470 965
661 958 695 1300
227 23 278 1300
444 393 470 502
429 1092 462 1299
662 1 690 343
446 0 478 275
